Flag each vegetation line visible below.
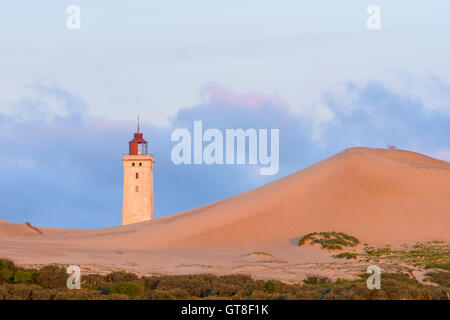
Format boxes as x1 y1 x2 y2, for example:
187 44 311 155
25 222 43 235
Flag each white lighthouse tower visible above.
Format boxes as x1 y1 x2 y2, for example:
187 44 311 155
122 117 154 225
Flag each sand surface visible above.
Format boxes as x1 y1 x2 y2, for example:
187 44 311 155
1 147 449 280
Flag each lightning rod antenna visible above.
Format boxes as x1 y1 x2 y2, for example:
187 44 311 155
137 113 140 133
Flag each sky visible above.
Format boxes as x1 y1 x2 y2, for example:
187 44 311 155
0 1 449 228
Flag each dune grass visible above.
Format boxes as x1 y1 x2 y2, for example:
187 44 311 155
332 252 359 260
247 252 273 257
333 241 450 271
298 232 360 250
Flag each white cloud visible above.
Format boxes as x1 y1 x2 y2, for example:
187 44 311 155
383 73 450 113
0 156 37 169
433 149 450 162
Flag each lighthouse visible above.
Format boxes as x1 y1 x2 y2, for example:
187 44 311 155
122 117 154 225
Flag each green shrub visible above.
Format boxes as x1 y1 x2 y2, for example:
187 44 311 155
81 274 107 290
333 252 359 260
0 269 14 284
303 275 332 285
264 280 275 293
100 293 130 300
298 232 360 250
0 259 16 270
248 252 273 257
248 290 270 300
110 281 141 298
13 269 35 284
36 265 68 289
104 271 138 283
424 261 450 271
147 288 190 300
141 275 162 291
424 272 450 287
31 288 58 300
0 259 17 284
157 275 211 297
0 284 40 300
53 289 104 300
1 259 449 300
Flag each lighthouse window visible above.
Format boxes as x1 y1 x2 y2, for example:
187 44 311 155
132 163 135 166
138 143 148 155
136 173 139 179
135 186 139 192
139 163 142 166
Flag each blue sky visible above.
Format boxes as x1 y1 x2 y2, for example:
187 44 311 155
0 1 449 228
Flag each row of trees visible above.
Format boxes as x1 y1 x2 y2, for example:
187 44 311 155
1 259 448 300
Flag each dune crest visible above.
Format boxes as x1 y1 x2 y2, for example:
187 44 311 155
140 147 449 248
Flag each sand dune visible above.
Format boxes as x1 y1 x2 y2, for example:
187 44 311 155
0 147 449 278
51 147 450 248
0 220 38 236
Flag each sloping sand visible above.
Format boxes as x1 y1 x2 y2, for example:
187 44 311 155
1 147 449 279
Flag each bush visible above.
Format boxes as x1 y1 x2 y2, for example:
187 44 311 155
264 280 275 293
0 259 16 271
31 288 58 300
147 288 190 300
248 290 271 300
0 284 39 300
425 272 450 287
0 259 16 284
0 269 14 284
424 261 450 271
104 271 138 283
141 275 162 291
303 275 332 285
110 281 141 298
13 269 35 284
82 274 107 290
100 293 130 300
333 252 358 260
1 260 449 300
53 289 104 300
148 289 175 300
156 275 209 297
36 265 68 289
298 232 360 250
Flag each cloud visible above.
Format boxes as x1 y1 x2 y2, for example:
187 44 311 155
8 83 87 123
318 81 450 156
0 79 449 228
388 74 450 113
0 156 37 169
199 82 286 110
433 149 450 162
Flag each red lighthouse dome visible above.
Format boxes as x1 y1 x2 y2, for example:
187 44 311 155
129 116 148 155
